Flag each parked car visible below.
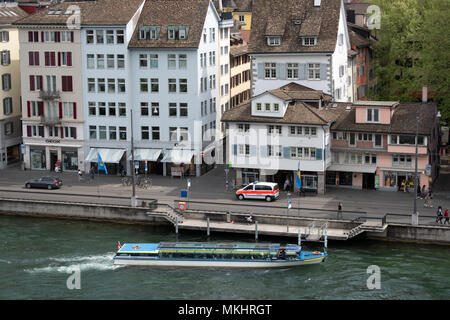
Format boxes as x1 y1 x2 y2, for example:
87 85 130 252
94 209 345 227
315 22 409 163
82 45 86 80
25 177 63 190
236 182 280 202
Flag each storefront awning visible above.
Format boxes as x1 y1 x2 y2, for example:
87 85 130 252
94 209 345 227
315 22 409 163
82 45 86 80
127 149 162 162
86 148 125 164
161 149 195 164
327 164 377 173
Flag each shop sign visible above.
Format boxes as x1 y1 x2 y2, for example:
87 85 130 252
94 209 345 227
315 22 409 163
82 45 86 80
45 139 61 144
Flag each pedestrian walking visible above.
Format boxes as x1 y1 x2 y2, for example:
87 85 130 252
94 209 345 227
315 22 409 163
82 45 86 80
424 190 433 208
444 209 449 225
436 206 443 224
77 169 83 181
283 177 291 191
337 202 343 219
89 166 95 183
416 185 421 199
421 185 427 199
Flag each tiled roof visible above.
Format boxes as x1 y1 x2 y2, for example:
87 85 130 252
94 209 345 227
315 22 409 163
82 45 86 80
267 82 332 102
234 0 253 12
221 100 345 125
331 102 438 136
248 0 341 54
222 82 343 125
83 0 144 25
0 5 29 25
230 42 248 56
13 0 144 26
13 1 97 25
128 0 211 49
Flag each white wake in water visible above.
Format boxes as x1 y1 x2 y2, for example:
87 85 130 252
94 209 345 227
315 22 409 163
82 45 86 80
24 252 123 273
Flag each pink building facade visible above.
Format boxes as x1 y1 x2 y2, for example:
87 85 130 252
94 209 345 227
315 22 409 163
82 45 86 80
327 101 440 192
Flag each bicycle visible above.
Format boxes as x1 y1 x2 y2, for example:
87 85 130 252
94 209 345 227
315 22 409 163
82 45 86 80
121 177 131 186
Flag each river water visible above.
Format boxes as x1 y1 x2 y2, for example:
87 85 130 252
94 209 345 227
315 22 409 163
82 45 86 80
0 215 449 300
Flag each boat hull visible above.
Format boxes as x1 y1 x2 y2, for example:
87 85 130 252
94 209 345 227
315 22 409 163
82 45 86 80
113 256 326 268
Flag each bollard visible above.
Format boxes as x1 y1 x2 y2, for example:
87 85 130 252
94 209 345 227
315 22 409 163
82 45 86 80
255 221 258 241
226 211 231 223
207 217 210 236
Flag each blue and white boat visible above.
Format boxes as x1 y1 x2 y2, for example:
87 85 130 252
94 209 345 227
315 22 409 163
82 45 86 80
113 242 327 268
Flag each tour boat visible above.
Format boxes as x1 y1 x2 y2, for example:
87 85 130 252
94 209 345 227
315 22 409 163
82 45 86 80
113 242 327 268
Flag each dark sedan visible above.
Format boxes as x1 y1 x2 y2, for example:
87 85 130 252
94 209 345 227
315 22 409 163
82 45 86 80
25 177 63 190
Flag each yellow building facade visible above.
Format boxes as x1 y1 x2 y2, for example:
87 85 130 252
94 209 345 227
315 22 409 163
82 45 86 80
0 5 28 169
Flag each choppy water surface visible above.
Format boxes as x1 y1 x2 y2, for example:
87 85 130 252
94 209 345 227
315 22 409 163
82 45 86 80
0 215 449 299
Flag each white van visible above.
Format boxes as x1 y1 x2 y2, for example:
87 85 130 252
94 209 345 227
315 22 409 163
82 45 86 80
236 182 280 202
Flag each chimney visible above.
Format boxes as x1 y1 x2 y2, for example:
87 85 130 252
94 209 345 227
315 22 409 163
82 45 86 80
314 0 321 7
422 85 428 103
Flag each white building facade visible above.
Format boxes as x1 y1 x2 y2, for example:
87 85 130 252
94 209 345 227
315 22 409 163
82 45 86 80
248 0 350 102
127 0 228 177
81 1 144 175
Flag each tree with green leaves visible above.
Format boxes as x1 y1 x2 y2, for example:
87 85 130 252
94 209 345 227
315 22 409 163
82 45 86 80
370 0 450 124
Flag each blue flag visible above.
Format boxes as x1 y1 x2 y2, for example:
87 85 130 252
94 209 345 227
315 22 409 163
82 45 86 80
98 152 108 174
296 161 301 189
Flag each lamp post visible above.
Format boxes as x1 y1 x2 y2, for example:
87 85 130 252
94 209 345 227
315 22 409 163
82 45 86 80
131 109 137 207
412 116 419 225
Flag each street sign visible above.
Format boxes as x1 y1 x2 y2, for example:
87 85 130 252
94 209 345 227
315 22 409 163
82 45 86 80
135 161 139 169
180 189 188 198
426 165 431 176
187 179 191 188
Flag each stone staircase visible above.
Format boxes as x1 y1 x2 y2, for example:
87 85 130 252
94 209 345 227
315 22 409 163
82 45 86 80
147 205 184 225
347 220 388 239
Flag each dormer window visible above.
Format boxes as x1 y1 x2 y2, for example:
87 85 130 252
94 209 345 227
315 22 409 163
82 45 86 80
139 28 147 40
168 27 175 40
168 26 189 40
366 108 380 123
139 26 161 40
267 36 281 46
302 36 317 46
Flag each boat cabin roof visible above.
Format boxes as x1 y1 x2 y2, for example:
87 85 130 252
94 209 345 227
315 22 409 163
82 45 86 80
118 242 301 253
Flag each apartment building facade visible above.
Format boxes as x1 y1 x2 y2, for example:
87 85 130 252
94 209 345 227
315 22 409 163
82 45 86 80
15 2 96 171
81 0 144 175
327 98 440 191
0 3 28 169
222 82 341 194
128 0 229 177
248 0 351 102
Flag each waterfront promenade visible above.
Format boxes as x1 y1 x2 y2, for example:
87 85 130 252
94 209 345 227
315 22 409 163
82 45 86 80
1 164 449 227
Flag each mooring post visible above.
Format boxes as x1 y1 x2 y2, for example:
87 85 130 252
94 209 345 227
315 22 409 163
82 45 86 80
207 217 210 236
255 221 258 241
175 216 178 234
324 224 328 249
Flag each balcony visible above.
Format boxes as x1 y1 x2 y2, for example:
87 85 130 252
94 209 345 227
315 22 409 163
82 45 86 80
40 116 61 125
39 90 60 100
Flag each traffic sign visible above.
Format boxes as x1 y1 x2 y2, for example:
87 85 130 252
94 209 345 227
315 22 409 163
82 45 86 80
180 189 188 198
288 201 292 209
187 179 191 188
135 161 139 169
179 202 186 211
